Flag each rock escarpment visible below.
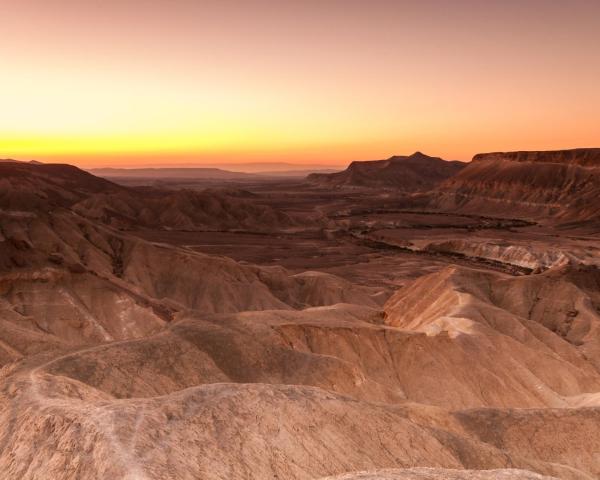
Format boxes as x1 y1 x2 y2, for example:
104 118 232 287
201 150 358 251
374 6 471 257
308 152 465 191
433 149 600 225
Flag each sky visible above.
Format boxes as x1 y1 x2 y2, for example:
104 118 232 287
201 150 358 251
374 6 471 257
1 0 599 167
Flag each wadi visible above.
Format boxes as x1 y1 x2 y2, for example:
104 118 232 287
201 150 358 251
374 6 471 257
0 148 599 479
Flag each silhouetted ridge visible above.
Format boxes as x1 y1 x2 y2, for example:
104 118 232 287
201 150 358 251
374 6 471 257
308 152 466 190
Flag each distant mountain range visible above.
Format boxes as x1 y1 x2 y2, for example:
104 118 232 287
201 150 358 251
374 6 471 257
88 167 257 180
0 158 43 165
88 165 341 180
197 162 341 173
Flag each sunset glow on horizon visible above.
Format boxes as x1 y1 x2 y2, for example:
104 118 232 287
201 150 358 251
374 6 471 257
2 0 600 167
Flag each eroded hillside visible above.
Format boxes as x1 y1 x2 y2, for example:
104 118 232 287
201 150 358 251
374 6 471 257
2 158 600 480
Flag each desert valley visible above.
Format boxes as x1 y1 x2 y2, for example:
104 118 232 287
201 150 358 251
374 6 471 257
1 149 600 479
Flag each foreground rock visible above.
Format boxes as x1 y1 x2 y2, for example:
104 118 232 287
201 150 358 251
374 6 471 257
0 377 593 480
319 468 558 479
1 298 599 479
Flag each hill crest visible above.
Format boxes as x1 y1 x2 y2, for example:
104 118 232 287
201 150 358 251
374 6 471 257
472 148 600 167
308 152 466 191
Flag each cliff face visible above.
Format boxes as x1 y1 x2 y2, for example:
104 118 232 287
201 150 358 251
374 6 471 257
308 152 465 191
433 149 600 224
472 148 600 167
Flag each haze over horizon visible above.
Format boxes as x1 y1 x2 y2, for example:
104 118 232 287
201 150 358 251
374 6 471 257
2 0 600 167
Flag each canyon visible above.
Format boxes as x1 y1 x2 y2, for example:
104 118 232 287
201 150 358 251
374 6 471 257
2 149 600 479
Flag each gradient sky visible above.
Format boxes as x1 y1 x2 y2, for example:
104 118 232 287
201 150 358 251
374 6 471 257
2 0 600 167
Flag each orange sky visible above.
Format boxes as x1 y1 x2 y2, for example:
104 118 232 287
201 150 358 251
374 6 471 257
2 0 599 167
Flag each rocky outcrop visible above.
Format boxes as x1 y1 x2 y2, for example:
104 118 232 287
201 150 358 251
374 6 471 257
472 148 600 167
433 149 600 224
319 468 559 479
1 301 598 479
308 152 465 191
